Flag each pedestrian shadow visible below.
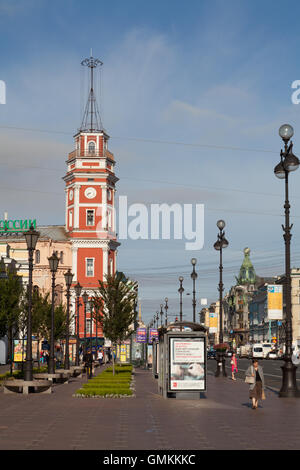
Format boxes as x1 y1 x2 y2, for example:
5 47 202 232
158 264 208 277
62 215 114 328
241 402 253 409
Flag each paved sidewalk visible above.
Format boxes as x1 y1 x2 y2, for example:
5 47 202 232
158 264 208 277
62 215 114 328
0 367 300 450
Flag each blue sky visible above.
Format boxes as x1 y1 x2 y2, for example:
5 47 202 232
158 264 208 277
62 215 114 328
1 0 300 323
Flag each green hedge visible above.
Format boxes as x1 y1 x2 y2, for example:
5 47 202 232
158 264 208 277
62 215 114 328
0 366 48 382
75 364 133 397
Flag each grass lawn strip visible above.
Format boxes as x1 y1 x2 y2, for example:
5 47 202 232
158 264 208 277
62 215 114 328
73 364 135 398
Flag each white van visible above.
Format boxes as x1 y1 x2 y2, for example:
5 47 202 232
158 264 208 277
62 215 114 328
252 343 264 359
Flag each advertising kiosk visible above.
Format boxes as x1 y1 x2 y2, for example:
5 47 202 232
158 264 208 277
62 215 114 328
158 322 207 399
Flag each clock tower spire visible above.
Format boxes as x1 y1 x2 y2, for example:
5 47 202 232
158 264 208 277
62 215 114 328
63 54 120 341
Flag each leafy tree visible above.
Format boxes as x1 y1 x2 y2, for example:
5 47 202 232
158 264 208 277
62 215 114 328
21 290 69 347
93 272 138 375
0 260 23 365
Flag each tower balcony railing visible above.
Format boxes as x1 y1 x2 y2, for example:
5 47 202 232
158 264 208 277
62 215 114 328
68 149 114 161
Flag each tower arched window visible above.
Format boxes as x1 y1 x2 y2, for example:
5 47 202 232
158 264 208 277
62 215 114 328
88 141 96 154
35 250 40 264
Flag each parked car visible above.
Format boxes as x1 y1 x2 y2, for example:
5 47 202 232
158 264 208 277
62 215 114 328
207 350 216 359
267 350 278 360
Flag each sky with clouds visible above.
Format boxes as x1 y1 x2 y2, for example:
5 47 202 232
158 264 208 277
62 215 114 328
1 0 300 323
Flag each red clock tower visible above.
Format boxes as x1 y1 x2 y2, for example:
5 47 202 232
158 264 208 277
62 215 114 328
63 55 119 342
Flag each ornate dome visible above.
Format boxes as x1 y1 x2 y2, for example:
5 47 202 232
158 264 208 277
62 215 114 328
236 248 256 285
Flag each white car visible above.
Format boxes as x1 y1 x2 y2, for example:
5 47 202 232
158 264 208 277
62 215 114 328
267 350 278 360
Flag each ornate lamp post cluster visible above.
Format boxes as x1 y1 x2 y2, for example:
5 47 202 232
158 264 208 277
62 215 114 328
24 224 40 382
48 252 60 374
64 269 74 370
190 258 197 323
213 219 229 377
23 224 79 380
156 298 169 328
274 123 300 398
74 282 82 366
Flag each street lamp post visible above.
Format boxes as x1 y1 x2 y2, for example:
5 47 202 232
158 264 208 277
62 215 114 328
23 224 40 381
190 258 197 323
160 304 164 328
89 299 93 378
164 297 168 326
156 311 159 329
178 276 184 324
82 291 89 358
48 252 60 374
74 282 82 365
93 299 99 356
214 219 229 378
274 123 300 397
262 318 265 343
64 269 73 370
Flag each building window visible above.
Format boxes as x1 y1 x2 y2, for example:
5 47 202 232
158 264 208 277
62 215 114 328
86 210 95 226
86 318 93 334
60 251 64 264
88 141 96 154
86 258 94 277
35 250 40 264
69 210 73 227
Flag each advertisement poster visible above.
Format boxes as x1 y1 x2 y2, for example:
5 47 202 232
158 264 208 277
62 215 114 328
116 340 131 363
136 328 147 343
148 328 159 343
169 337 206 391
14 339 26 362
209 313 218 333
32 340 38 361
267 285 283 320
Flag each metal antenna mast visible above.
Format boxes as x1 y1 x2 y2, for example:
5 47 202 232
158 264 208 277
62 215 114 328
80 53 103 132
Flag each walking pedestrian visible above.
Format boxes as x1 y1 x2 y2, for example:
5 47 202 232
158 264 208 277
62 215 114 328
135 349 141 367
245 359 265 409
97 349 103 366
231 352 238 381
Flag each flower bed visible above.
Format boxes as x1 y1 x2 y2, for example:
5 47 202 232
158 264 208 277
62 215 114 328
73 364 135 398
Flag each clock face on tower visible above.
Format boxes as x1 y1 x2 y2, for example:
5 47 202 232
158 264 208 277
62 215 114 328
69 189 74 201
84 187 97 199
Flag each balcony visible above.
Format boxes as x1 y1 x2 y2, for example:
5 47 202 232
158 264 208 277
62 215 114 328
68 149 114 161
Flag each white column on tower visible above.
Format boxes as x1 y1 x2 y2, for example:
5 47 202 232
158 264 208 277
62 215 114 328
72 245 78 282
102 185 107 230
103 245 109 278
65 188 68 230
74 185 81 228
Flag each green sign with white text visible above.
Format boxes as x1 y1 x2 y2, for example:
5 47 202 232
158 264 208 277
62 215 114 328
0 219 37 232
